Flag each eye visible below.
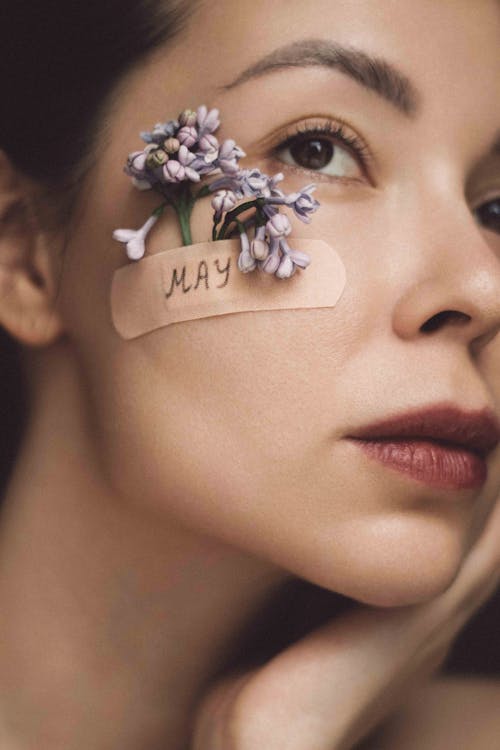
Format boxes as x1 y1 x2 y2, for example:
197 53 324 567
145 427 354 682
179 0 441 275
474 197 500 235
271 121 371 182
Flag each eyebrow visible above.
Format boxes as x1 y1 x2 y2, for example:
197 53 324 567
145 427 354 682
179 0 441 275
218 38 420 117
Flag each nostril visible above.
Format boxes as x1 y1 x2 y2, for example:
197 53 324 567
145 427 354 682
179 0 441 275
421 310 471 333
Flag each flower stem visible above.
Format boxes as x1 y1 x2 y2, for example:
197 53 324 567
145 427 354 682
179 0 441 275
170 183 196 246
177 205 193 245
194 184 212 200
216 197 265 240
152 201 169 218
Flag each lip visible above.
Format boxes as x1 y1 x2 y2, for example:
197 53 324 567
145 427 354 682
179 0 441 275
345 404 500 490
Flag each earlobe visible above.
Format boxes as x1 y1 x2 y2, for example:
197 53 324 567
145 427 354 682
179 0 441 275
0 151 65 347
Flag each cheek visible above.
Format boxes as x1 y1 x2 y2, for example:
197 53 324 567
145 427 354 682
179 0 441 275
87 309 352 505
69 308 479 608
56 177 498 607
74 302 361 552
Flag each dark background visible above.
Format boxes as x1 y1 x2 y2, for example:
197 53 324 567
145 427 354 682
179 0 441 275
1 326 499 677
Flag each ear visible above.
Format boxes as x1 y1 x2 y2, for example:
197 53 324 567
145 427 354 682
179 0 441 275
0 151 65 347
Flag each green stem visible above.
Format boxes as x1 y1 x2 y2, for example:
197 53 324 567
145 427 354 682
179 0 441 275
177 204 193 245
216 197 265 240
194 184 212 200
152 201 169 218
169 183 196 246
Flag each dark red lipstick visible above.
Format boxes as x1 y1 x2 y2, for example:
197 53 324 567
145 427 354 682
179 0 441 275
346 405 500 490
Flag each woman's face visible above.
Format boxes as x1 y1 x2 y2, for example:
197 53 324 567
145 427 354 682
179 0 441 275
57 0 500 606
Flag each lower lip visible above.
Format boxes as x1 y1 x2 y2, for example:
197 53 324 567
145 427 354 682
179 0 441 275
348 438 487 490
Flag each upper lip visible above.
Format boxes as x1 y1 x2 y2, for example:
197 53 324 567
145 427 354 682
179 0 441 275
346 404 500 459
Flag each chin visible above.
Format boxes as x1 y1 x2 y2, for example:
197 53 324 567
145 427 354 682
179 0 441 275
303 513 468 609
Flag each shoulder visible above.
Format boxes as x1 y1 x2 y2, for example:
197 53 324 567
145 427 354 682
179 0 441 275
361 676 500 749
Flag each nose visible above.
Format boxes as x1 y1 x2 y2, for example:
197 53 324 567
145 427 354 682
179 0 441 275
392 200 500 353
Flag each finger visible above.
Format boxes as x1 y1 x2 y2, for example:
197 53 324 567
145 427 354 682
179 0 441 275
191 669 258 750
206 605 448 750
433 493 500 625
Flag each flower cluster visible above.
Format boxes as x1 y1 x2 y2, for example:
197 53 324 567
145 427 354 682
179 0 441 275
113 105 320 277
208 169 319 277
125 106 245 190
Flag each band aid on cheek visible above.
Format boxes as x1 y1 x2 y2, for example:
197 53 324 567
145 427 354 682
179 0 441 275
110 239 346 340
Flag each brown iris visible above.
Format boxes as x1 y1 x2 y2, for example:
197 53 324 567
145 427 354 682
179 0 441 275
289 137 334 171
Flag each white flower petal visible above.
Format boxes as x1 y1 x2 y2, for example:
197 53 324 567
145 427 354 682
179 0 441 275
113 228 137 243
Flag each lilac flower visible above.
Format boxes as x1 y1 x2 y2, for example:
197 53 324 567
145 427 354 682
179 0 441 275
125 150 148 178
124 150 156 189
211 190 237 222
198 133 220 164
141 120 179 144
217 139 246 174
250 224 269 260
112 213 159 261
266 213 292 239
285 245 311 269
237 229 256 273
197 105 220 137
163 137 180 154
163 145 201 182
177 125 198 148
283 184 320 223
275 253 296 279
116 105 320 277
259 237 281 274
190 155 223 177
208 168 284 200
179 109 197 127
199 133 218 152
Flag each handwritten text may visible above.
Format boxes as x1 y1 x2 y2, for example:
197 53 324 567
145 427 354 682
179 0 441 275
165 256 232 299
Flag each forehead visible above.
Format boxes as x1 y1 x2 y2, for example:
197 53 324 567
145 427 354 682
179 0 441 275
169 0 500 117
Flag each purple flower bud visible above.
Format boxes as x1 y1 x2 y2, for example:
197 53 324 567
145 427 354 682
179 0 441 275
146 149 168 168
184 167 201 182
284 184 320 223
247 169 269 193
163 137 180 154
179 109 197 127
177 125 198 148
112 213 159 261
216 139 245 174
250 225 269 260
286 247 311 269
259 238 281 274
125 150 147 177
146 120 179 144
275 253 295 279
266 213 292 238
199 133 219 153
237 230 256 273
177 144 196 166
197 105 220 136
211 190 237 221
251 239 270 261
163 160 185 182
260 251 281 275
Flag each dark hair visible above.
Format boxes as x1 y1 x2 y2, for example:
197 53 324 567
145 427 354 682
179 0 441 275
0 0 196 495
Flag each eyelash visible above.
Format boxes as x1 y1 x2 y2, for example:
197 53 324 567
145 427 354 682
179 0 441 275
266 121 500 236
269 119 374 182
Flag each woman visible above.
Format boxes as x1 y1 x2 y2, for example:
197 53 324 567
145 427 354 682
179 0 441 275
1 1 500 747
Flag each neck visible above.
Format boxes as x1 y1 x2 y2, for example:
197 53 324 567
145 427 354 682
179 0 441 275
0 341 287 749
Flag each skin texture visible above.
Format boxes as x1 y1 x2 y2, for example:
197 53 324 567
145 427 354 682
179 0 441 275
0 0 499 747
